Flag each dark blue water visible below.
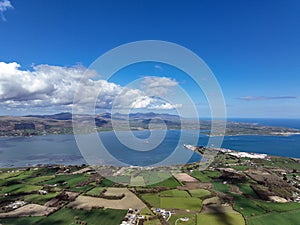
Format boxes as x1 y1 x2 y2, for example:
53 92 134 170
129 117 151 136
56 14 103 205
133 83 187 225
228 118 300 129
0 119 299 167
221 135 300 158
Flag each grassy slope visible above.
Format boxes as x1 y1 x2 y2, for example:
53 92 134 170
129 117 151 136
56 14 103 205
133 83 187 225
247 209 300 225
0 208 127 225
141 193 160 208
86 186 106 196
197 213 245 225
189 189 211 198
0 184 42 195
24 192 59 205
160 197 202 210
160 189 190 198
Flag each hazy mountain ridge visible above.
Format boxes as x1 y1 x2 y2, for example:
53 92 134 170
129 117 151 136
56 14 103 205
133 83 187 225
0 112 299 137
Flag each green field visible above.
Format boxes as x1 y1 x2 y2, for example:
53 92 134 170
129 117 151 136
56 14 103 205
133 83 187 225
232 195 266 217
0 171 23 180
24 192 59 204
86 186 106 196
247 210 300 225
143 219 161 225
43 174 90 187
231 165 249 171
6 170 36 181
236 183 257 198
160 197 202 210
190 170 221 182
141 190 202 210
255 201 300 213
37 208 127 225
99 178 116 187
197 213 245 225
0 208 127 225
190 171 211 182
25 175 55 184
69 184 93 193
138 171 181 187
213 181 230 193
31 167 59 176
130 176 146 186
0 216 44 225
160 189 190 198
148 176 181 188
168 213 196 225
141 193 160 208
140 206 153 215
0 184 42 195
107 175 131 185
189 189 211 198
205 171 221 178
232 194 300 218
260 157 300 171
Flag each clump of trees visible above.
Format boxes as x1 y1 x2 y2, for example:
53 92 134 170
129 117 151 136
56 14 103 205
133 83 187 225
98 189 125 199
74 216 87 225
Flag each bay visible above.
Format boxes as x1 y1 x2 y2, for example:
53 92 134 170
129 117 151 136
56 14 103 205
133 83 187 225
0 119 300 168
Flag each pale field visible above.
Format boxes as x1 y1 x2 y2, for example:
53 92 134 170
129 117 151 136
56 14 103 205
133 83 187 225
99 187 122 196
0 204 57 218
173 173 198 183
202 197 221 205
178 182 213 190
130 176 145 186
67 188 146 210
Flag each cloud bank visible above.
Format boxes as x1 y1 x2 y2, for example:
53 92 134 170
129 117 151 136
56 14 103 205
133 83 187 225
141 76 178 97
0 0 13 21
238 96 297 101
0 62 181 112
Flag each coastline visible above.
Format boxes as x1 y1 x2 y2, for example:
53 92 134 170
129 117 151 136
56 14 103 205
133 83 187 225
1 127 300 138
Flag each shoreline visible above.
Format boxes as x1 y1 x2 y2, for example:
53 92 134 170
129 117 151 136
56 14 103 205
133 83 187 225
1 143 300 169
1 128 300 138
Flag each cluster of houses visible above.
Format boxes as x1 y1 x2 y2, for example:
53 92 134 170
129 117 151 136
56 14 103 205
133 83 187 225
4 201 26 210
227 151 269 159
1 189 48 212
120 208 144 225
293 193 300 203
153 208 174 220
286 174 300 202
120 207 176 225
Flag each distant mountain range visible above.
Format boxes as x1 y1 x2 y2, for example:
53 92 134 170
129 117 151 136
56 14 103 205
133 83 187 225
0 112 299 137
24 112 180 121
25 112 74 120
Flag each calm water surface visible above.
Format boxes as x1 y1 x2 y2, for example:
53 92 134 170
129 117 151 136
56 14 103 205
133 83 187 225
1 119 300 167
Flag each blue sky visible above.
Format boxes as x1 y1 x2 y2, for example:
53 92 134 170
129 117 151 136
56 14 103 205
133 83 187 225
0 0 299 118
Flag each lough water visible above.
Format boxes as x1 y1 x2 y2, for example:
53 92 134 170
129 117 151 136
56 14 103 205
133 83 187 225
0 119 300 168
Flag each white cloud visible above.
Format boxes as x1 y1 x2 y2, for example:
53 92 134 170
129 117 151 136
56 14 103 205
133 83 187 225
0 62 180 112
140 76 178 97
154 64 163 71
238 96 297 101
149 102 182 110
131 96 153 109
0 0 13 21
